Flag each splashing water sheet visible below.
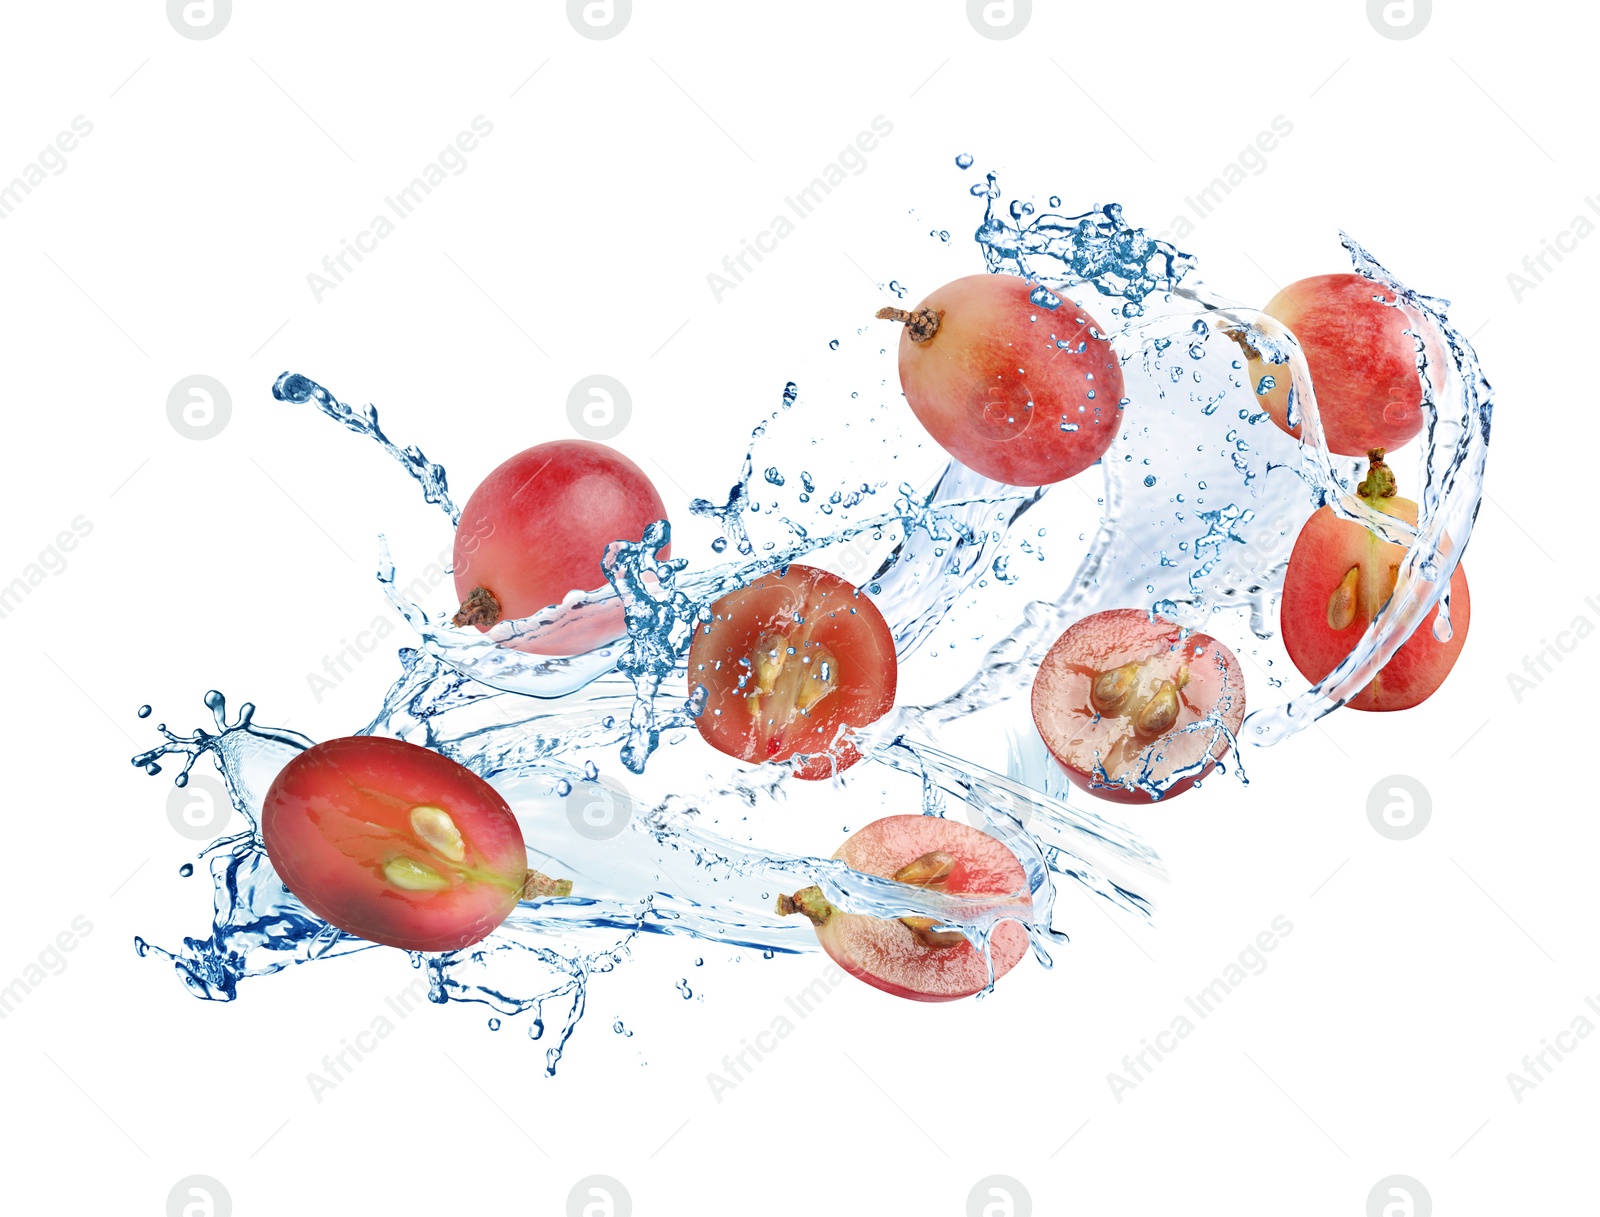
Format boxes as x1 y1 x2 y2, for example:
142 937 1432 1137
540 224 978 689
132 165 1491 1075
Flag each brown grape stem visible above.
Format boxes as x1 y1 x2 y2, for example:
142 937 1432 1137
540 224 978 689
875 304 942 344
1222 325 1261 361
523 868 573 900
776 886 835 927
1356 448 1398 504
452 585 502 628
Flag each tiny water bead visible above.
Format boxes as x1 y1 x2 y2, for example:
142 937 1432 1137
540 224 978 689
178 863 194 877
955 152 974 169
137 705 152 718
675 979 693 1000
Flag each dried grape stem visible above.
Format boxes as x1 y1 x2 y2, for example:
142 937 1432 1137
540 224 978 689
1223 325 1261 360
875 304 942 344
452 585 502 628
776 886 835 927
523 868 573 900
1357 447 1398 503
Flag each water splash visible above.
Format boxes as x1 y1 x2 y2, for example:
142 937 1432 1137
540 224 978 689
132 166 1489 1071
272 372 459 522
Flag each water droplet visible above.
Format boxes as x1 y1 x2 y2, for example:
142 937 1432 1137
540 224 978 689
954 152 974 169
137 705 152 718
488 1017 501 1031
676 978 693 1000
828 339 840 351
178 863 194 877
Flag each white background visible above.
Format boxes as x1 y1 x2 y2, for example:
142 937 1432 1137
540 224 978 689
1 2 1593 1214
